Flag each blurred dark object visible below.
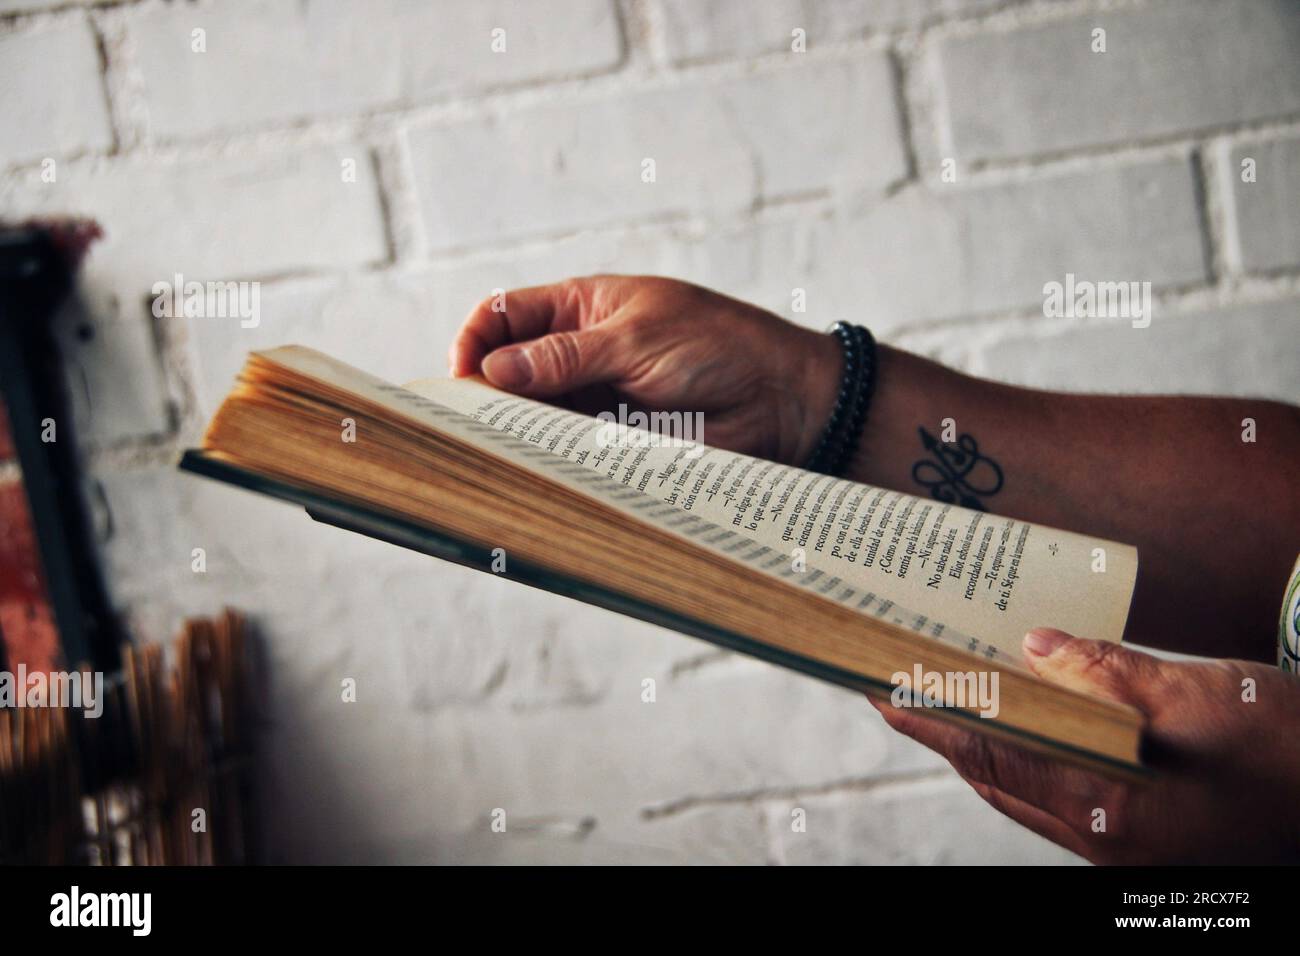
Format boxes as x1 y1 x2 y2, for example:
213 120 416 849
0 609 258 865
0 225 260 865
0 222 121 672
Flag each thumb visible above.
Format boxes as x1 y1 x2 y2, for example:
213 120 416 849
480 327 622 398
1022 627 1168 712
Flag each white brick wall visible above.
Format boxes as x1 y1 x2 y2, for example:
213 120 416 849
405 52 907 250
126 0 625 140
932 0 1300 161
0 14 113 163
1224 134 1300 274
655 0 1004 64
1 0 1297 864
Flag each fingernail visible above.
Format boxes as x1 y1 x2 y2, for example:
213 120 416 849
482 347 533 388
1023 628 1070 657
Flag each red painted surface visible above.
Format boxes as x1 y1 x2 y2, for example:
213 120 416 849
0 402 13 463
0 471 63 672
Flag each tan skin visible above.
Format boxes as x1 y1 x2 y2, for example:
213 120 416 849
450 274 1300 864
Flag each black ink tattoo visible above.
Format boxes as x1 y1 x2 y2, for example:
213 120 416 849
911 426 1004 511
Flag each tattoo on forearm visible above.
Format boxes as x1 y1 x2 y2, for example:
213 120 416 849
911 426 1004 512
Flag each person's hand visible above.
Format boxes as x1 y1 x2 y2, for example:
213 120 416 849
873 627 1300 863
449 275 841 465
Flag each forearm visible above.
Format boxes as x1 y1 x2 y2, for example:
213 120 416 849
843 345 1300 661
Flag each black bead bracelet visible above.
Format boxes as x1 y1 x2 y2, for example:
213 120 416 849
803 322 877 478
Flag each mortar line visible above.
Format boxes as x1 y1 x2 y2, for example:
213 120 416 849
640 766 957 821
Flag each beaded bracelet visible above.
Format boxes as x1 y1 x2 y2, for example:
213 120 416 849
802 322 877 478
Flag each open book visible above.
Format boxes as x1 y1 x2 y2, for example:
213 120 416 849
181 346 1144 774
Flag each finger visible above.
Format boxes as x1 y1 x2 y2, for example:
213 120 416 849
481 326 627 398
1023 627 1169 713
869 696 1106 821
449 282 588 376
872 698 1111 860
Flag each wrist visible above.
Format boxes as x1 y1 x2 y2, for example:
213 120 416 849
785 326 844 466
797 323 878 476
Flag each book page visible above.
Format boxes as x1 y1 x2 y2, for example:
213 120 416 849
402 376 1138 660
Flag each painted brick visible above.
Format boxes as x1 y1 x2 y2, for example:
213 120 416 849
0 0 86 11
656 0 999 63
842 159 1206 323
664 157 1207 331
0 15 113 166
935 0 1300 162
406 54 906 250
1226 136 1300 275
768 775 1085 864
127 0 623 140
53 295 172 447
416 801 772 865
953 298 1300 405
0 144 387 283
262 653 942 863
